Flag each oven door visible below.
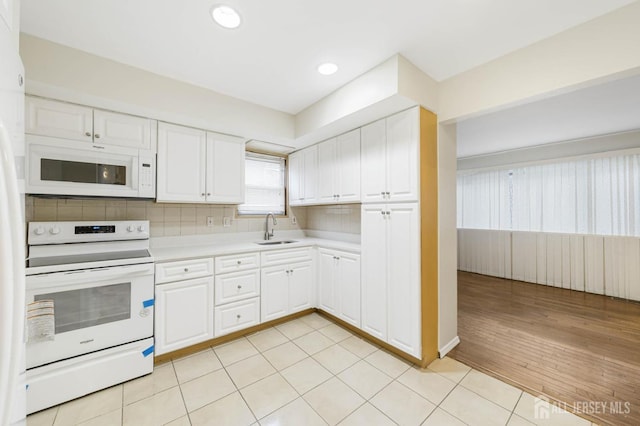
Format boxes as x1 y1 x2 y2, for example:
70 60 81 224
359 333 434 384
25 263 154 369
26 136 140 197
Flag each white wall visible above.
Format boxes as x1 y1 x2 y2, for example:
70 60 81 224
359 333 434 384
438 1 640 123
19 34 296 144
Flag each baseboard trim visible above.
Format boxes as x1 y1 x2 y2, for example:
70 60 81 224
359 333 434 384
438 336 460 358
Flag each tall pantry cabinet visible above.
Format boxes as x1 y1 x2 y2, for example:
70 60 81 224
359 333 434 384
360 106 438 365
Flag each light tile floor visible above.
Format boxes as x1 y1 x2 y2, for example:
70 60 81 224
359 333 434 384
27 313 597 426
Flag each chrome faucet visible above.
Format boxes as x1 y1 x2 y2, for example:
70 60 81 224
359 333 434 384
264 212 277 240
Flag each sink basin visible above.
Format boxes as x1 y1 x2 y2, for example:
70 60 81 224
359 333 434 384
255 240 298 246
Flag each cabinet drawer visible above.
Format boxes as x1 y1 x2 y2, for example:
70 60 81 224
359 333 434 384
260 247 313 266
214 297 260 337
215 270 260 306
155 258 214 284
215 252 260 274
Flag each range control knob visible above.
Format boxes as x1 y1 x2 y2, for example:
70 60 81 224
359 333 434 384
49 226 61 235
127 225 135 232
138 225 146 232
34 226 45 236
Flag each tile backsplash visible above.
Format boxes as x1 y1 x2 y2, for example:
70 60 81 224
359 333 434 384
305 205 361 234
26 197 362 237
26 196 308 238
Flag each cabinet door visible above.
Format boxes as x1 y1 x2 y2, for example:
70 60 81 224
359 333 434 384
337 251 361 328
317 249 338 314
317 138 337 204
261 265 289 322
361 204 388 340
289 261 314 313
386 108 419 202
157 123 207 202
206 132 245 204
337 129 361 202
25 97 93 142
386 203 421 358
288 151 302 206
360 119 386 203
155 277 214 355
93 110 151 150
302 145 318 204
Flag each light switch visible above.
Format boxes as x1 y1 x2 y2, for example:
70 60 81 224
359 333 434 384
223 217 231 227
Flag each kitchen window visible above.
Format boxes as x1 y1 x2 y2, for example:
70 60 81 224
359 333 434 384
238 152 286 215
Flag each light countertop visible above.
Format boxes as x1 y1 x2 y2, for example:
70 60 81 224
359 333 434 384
150 230 360 263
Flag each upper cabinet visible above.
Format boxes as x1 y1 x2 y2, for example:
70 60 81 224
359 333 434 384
26 96 152 150
157 122 245 204
288 145 318 206
317 129 361 204
361 107 419 203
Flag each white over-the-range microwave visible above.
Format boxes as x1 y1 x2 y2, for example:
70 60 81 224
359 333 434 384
25 135 155 198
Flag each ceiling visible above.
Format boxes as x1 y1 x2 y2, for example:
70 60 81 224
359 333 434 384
456 73 640 158
20 0 635 114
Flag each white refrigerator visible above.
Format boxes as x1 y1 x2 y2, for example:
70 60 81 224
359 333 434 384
0 14 26 426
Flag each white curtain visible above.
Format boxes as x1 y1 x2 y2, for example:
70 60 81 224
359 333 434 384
458 151 640 237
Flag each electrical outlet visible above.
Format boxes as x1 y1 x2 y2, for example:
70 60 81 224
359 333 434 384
291 216 297 225
223 217 231 227
206 216 214 227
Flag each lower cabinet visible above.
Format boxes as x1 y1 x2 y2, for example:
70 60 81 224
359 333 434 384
155 276 214 356
317 248 361 327
261 260 314 322
214 252 261 337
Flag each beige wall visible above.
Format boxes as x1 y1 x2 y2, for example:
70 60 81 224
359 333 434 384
26 197 307 238
437 122 458 352
19 35 295 144
438 1 640 123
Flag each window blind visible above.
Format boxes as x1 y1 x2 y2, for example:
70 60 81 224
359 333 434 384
238 153 286 215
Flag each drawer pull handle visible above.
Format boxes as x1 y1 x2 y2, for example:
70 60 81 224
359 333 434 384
236 314 241 319
237 260 242 265
237 285 242 289
184 268 189 272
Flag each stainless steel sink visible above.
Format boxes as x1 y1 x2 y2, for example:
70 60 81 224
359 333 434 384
255 240 298 246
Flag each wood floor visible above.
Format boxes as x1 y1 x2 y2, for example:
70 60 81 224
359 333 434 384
449 271 640 426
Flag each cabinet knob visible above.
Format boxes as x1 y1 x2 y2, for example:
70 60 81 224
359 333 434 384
386 211 391 215
237 285 242 289
237 260 241 265
94 133 100 139
236 314 241 319
18 74 23 87
201 193 205 197
385 191 390 196
207 193 211 196
85 132 92 137
381 191 385 196
184 268 189 272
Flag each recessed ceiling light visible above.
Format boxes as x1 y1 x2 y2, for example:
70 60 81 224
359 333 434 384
317 63 338 76
211 5 241 29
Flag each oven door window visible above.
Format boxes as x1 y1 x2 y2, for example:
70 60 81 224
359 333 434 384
35 283 131 333
40 158 127 185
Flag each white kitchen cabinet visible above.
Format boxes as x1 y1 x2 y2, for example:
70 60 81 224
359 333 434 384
155 276 214 355
361 203 421 358
214 297 260 336
157 122 207 202
157 122 245 203
288 145 318 206
361 107 418 203
317 248 361 327
317 129 361 204
261 259 314 322
26 96 152 150
261 266 289 322
206 132 245 203
214 251 260 337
